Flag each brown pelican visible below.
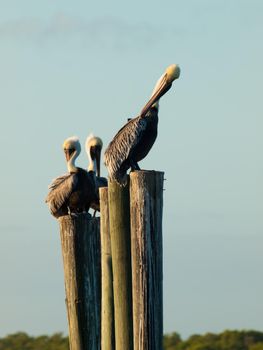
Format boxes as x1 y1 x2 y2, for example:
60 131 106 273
85 134 108 213
46 136 98 218
104 64 180 185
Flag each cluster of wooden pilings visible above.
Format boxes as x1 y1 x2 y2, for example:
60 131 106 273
58 170 164 350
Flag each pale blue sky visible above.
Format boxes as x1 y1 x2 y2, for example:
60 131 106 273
0 0 262 339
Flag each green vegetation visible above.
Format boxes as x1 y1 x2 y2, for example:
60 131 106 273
0 330 263 349
0 333 69 350
163 330 263 350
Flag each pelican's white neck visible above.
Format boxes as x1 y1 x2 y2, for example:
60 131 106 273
67 150 79 173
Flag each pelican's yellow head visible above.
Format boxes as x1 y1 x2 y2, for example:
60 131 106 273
85 134 103 152
165 64 180 83
85 134 103 176
140 63 181 116
63 136 81 161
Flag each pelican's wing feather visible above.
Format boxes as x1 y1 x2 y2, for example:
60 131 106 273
47 173 70 190
45 173 78 215
104 116 147 178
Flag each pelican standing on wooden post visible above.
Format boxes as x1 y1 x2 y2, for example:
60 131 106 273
45 136 98 218
104 64 180 186
86 134 108 188
85 134 108 214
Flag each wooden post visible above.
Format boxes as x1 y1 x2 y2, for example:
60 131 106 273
58 213 101 350
108 179 133 350
130 170 164 350
99 187 115 350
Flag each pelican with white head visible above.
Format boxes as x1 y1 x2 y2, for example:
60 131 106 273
104 63 181 185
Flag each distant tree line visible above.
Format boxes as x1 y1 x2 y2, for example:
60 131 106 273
163 330 263 350
0 330 263 350
0 332 69 350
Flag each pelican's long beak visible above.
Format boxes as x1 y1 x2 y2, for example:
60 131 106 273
140 64 180 117
95 147 101 177
64 148 75 162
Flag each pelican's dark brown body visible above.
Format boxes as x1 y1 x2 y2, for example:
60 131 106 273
132 107 158 163
104 63 180 185
121 107 158 174
66 168 98 214
104 106 159 185
46 167 99 218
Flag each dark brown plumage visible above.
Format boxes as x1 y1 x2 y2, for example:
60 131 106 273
46 137 99 218
104 64 180 185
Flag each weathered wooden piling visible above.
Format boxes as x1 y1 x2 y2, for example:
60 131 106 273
130 170 164 350
58 213 101 350
99 187 115 350
108 179 133 350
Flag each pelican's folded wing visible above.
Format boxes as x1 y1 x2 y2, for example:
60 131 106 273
104 116 147 179
45 173 78 216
